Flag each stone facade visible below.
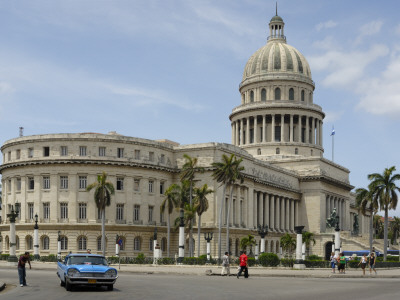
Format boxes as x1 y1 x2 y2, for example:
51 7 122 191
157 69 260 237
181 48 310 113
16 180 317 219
0 13 371 259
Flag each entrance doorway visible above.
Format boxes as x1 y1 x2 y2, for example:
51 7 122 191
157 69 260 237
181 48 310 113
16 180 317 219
325 242 333 260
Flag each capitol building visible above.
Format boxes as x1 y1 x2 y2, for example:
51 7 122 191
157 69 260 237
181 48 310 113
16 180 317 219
0 13 372 259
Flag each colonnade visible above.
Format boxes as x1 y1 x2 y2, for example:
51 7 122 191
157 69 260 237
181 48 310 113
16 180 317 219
231 114 323 146
325 195 347 231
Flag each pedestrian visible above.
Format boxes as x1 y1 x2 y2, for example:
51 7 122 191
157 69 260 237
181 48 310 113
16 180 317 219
368 252 377 275
221 252 230 276
18 252 31 287
87 249 92 254
338 252 346 274
358 254 367 276
237 251 248 279
330 252 337 273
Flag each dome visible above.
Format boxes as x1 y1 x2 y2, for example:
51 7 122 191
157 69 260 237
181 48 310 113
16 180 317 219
270 15 283 22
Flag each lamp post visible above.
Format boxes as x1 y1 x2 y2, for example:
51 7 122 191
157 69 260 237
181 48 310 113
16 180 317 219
204 232 213 263
33 214 40 260
257 225 268 254
57 231 61 260
334 216 341 257
0 229 2 255
7 202 20 263
294 225 305 270
178 208 185 264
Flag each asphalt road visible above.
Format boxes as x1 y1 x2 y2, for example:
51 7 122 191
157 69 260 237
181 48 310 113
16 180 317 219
1 269 400 300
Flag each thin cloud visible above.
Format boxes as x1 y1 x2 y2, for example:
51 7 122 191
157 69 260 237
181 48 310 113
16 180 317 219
316 20 337 31
354 20 383 45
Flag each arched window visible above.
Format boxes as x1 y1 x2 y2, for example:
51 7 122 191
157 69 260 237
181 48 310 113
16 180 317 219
301 90 305 101
289 88 294 100
16 236 20 250
295 148 298 155
309 92 312 103
250 91 254 102
242 93 245 104
5 236 9 250
61 236 68 251
257 148 261 155
161 237 167 252
134 237 141 251
311 150 313 156
270 240 274 253
149 238 154 251
261 89 267 101
276 148 280 154
78 236 87 251
276 241 280 254
26 236 33 250
235 239 240 256
275 88 281 100
42 236 50 250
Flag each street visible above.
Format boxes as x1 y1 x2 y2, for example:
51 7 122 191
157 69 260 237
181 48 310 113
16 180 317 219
1 268 400 300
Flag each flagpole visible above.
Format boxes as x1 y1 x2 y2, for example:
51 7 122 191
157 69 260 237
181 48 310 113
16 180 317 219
332 133 334 162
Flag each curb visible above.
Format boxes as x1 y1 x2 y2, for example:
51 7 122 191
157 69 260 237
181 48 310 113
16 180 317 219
0 282 5 292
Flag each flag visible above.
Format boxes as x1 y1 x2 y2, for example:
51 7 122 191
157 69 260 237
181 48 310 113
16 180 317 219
331 127 335 136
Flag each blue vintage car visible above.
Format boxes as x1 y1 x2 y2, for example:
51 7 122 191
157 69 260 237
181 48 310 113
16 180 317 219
57 253 118 291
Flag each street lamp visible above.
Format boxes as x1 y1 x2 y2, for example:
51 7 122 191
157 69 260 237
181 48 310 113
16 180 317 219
7 202 20 262
294 225 305 269
257 225 268 254
178 208 185 264
33 214 40 260
334 216 341 256
204 232 213 263
57 231 61 260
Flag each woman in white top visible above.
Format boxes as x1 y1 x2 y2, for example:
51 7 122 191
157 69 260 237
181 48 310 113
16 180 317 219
330 252 336 273
358 254 367 276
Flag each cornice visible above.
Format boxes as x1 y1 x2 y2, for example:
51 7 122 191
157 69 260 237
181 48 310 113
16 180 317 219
299 175 354 191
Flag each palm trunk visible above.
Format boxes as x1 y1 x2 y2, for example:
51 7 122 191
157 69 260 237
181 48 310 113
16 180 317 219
167 213 171 257
384 207 388 261
197 214 202 257
101 208 106 257
369 211 374 254
218 184 227 262
225 185 234 254
189 182 193 257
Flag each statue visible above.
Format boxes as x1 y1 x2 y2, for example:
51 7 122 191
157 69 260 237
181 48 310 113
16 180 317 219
326 208 337 228
353 214 359 235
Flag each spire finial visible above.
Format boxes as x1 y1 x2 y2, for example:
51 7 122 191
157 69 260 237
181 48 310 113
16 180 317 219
276 2 278 16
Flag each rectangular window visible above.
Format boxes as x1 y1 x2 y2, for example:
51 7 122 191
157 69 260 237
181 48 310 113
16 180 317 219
134 150 140 160
148 205 154 222
60 146 68 156
28 203 34 220
160 154 165 164
116 204 124 221
8 151 11 161
274 126 281 142
79 203 87 220
99 147 106 157
16 149 21 159
60 203 68 219
43 147 50 157
16 178 21 191
117 148 124 158
7 179 11 192
28 148 34 158
79 146 87 156
134 179 140 192
28 177 34 190
160 210 164 223
149 152 154 162
43 176 50 190
79 176 87 189
134 205 140 221
116 177 124 191
160 181 165 195
60 176 68 189
43 203 50 219
148 180 154 193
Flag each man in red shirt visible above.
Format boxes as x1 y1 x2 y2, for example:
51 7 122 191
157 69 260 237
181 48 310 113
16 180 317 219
237 251 249 278
18 252 31 287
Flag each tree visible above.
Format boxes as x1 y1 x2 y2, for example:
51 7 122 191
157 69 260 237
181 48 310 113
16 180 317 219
280 233 296 258
355 187 379 253
302 231 316 257
390 216 400 245
368 166 400 261
373 215 384 239
161 184 179 257
240 234 256 254
86 172 115 256
180 154 204 257
212 154 244 260
193 184 213 257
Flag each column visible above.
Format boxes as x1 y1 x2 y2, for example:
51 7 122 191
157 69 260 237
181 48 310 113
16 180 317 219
280 197 285 231
280 114 284 142
298 115 302 142
295 201 299 227
290 199 295 231
246 117 250 145
236 121 239 146
311 117 315 144
275 195 280 231
285 198 290 231
262 115 266 143
270 195 275 231
240 119 243 146
254 116 258 144
265 193 269 228
305 116 309 144
320 121 323 147
290 114 294 142
259 192 264 226
271 114 275 142
231 122 235 145
316 119 320 146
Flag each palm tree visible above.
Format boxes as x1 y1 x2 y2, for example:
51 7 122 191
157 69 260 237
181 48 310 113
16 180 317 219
211 154 237 260
390 216 400 245
302 231 316 257
161 184 179 257
373 215 384 239
355 187 379 253
280 233 296 258
180 154 204 257
86 172 115 256
193 184 213 257
368 166 400 261
240 234 256 254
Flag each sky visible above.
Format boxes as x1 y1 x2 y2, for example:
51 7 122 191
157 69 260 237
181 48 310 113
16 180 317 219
0 0 399 216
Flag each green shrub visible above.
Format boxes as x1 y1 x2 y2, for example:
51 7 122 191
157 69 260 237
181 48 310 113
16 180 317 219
40 254 58 262
307 255 322 261
0 254 10 260
280 258 294 267
304 260 330 268
258 252 280 267
247 257 256 267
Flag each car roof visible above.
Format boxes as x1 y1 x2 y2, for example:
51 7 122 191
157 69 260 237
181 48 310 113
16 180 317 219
66 253 105 257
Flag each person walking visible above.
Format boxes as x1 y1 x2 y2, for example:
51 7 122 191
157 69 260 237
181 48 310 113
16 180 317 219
330 252 337 273
358 254 367 276
368 252 377 275
237 251 248 279
18 252 31 287
221 252 230 276
338 252 346 274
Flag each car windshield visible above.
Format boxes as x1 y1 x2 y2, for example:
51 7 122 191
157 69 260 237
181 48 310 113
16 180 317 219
67 256 108 266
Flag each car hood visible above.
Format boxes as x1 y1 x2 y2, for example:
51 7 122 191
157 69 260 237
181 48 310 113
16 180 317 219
69 265 114 273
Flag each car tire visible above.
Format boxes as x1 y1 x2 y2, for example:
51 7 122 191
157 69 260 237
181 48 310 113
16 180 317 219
65 280 72 291
60 278 65 287
107 285 114 291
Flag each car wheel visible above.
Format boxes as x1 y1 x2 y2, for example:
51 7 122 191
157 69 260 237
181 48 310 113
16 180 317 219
60 278 65 287
65 281 72 291
107 285 114 291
